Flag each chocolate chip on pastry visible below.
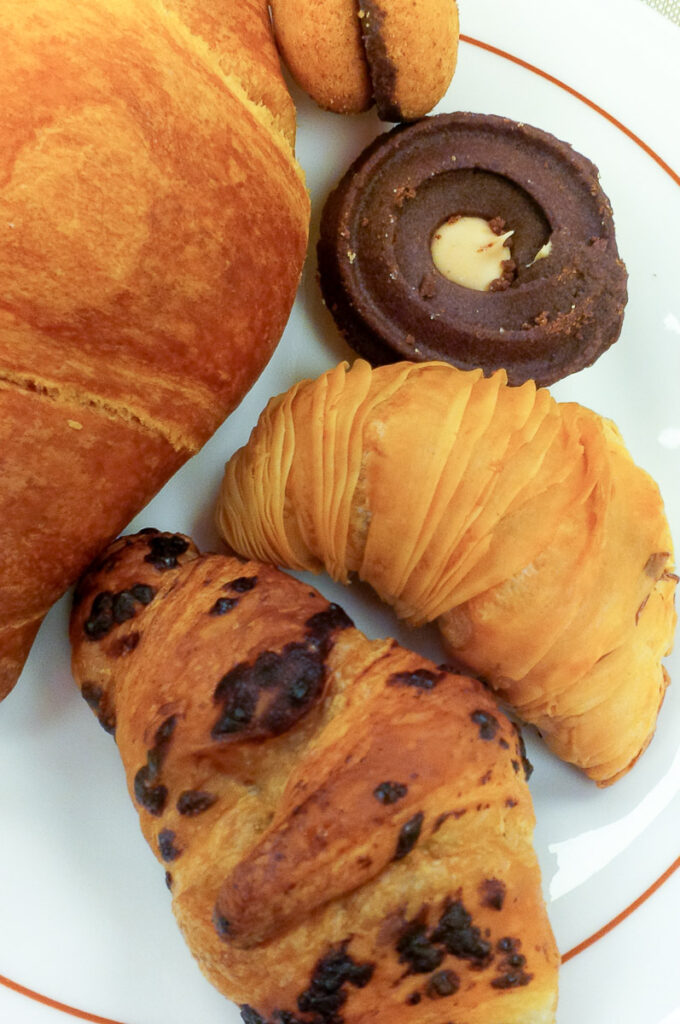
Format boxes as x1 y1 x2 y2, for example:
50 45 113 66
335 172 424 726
317 111 628 385
270 0 460 121
69 529 559 1022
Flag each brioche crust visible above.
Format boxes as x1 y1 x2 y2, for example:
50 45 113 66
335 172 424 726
0 0 310 697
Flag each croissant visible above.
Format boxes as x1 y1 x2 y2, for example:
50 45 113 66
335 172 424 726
216 359 678 785
69 529 559 1023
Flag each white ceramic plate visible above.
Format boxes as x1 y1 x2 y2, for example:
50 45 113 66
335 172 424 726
1 1 679 1021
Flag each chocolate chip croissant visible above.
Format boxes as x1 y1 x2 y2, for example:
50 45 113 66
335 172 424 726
70 529 559 1023
216 360 678 785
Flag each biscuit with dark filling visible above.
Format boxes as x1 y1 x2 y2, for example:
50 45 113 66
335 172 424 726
270 0 459 120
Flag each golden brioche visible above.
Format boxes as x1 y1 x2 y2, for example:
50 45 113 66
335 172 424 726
216 360 678 785
270 0 460 120
69 529 559 1023
164 0 297 144
0 0 310 697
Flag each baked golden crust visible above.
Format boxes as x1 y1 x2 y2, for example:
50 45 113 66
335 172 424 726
0 0 310 697
69 530 559 1023
270 0 459 120
163 0 298 144
216 360 678 785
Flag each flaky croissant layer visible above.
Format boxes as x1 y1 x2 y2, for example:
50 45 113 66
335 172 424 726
216 359 677 785
70 530 559 1023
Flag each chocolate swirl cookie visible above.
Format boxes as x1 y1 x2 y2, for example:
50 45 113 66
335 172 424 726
317 112 628 386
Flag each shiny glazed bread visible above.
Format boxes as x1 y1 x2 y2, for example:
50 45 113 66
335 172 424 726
216 360 678 785
0 0 310 697
69 530 559 1023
